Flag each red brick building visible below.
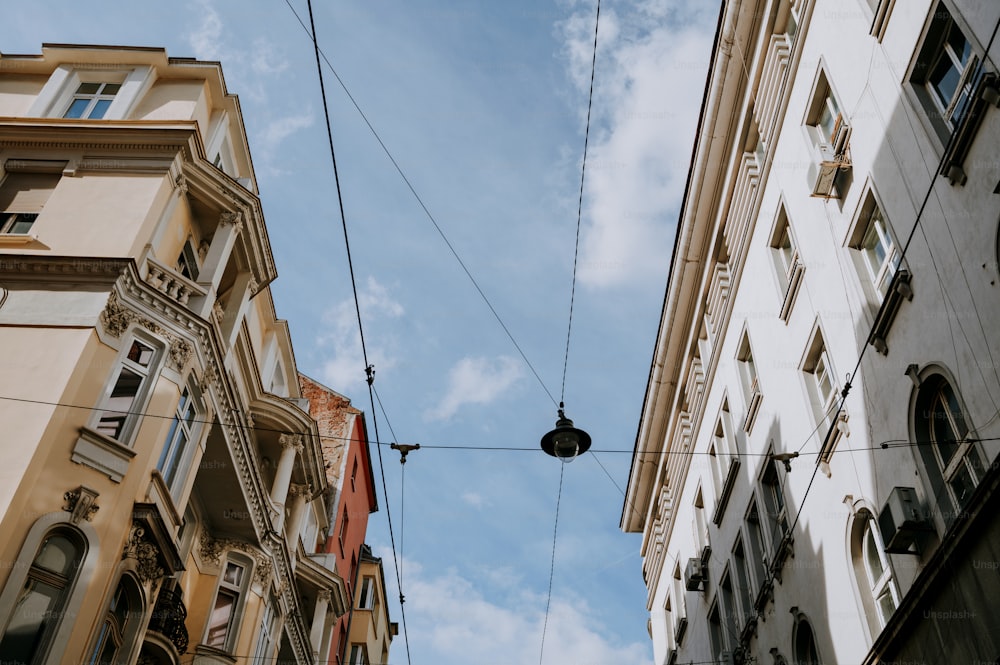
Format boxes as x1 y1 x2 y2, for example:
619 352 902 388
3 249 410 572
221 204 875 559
299 374 379 665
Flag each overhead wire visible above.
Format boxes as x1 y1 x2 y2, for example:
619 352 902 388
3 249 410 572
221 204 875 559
560 0 601 409
301 0 411 662
538 462 566 665
281 0 558 409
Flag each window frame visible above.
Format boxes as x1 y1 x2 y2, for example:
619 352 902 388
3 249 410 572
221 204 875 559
28 65 153 121
156 381 206 499
907 2 984 144
91 330 165 445
0 164 63 241
848 186 900 303
910 370 986 526
0 522 92 665
850 508 899 633
203 553 253 653
252 592 280 664
62 82 121 120
86 573 144 665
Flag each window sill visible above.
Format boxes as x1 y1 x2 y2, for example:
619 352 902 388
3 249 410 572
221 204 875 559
71 426 135 483
868 269 912 354
0 233 39 246
940 70 1000 186
711 459 742 526
193 644 238 664
778 261 805 322
817 409 850 476
769 533 794 582
742 389 763 433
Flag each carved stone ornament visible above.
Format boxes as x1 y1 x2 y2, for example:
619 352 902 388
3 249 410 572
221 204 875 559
218 211 243 234
123 523 165 584
198 529 273 587
278 433 304 453
174 173 189 195
63 486 100 524
99 291 194 371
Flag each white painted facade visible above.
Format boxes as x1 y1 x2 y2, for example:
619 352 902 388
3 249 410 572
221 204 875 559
623 1 1000 663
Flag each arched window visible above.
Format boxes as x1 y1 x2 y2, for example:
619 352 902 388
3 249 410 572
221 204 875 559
913 373 985 524
88 575 143 665
0 529 85 663
792 615 821 665
851 508 899 632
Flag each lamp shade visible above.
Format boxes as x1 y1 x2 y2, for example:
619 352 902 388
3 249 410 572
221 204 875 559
540 412 592 462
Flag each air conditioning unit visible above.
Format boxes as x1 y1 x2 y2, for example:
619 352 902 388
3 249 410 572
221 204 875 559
684 557 707 591
878 486 931 554
808 143 840 197
808 120 852 198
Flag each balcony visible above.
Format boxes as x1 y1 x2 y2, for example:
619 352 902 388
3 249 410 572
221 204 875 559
148 586 190 655
144 255 207 307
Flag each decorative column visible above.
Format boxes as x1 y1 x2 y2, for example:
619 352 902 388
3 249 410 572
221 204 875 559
310 589 331 659
219 270 256 349
285 483 311 543
194 211 243 318
270 434 303 527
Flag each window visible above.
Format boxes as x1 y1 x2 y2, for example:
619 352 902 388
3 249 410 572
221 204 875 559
358 576 375 610
95 337 160 442
707 603 728 662
850 191 899 299
339 507 349 556
62 82 121 119
157 384 204 497
87 576 141 665
913 373 986 523
769 203 805 319
176 239 200 281
349 644 369 665
670 562 687 645
732 536 755 630
802 326 843 464
793 616 822 664
744 501 769 602
252 594 279 664
718 570 740 649
805 73 844 148
0 529 85 663
692 486 710 557
760 458 789 555
709 403 741 523
206 558 250 651
0 170 61 236
737 332 762 432
917 4 978 129
851 509 899 631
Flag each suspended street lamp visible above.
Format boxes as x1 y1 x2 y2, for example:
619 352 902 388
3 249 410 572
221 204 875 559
539 406 591 462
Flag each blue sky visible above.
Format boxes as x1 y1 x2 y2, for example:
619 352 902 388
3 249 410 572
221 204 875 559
2 1 716 662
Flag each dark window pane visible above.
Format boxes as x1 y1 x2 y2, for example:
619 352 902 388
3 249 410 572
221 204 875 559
77 82 101 94
0 578 64 663
101 83 122 95
127 341 154 367
34 534 79 576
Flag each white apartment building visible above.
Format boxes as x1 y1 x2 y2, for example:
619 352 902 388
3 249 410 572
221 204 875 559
623 1 1000 663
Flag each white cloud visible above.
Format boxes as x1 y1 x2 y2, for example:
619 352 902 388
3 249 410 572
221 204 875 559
187 0 226 62
382 555 652 665
559 0 716 287
426 355 523 421
317 277 403 391
461 491 486 508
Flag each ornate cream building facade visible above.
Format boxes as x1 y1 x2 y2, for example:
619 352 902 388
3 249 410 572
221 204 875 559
0 44 350 665
623 0 1000 663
